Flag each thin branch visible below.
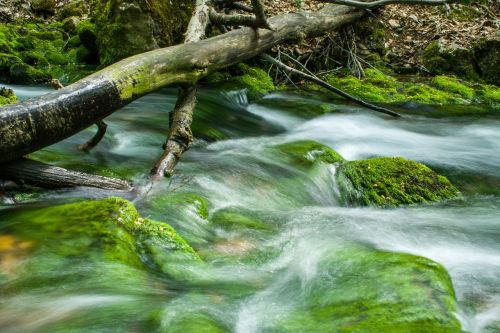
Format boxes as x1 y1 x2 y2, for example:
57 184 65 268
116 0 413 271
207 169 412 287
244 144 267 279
321 0 453 9
251 0 273 30
261 54 401 118
78 120 108 151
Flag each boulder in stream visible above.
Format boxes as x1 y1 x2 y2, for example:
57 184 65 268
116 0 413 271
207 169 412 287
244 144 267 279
272 246 463 333
336 157 459 207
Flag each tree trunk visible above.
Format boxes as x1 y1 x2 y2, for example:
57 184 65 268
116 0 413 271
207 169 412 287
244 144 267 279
0 5 362 164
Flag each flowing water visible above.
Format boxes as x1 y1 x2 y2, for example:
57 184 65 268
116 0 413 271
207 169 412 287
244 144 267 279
1 85 499 332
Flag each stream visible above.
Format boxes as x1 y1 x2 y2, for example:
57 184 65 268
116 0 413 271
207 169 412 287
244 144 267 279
1 85 499 332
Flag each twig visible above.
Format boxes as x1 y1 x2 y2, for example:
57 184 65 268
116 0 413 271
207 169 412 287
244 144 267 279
321 0 453 9
261 54 401 117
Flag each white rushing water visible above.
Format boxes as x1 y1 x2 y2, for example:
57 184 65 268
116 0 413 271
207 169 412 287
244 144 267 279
2 87 499 332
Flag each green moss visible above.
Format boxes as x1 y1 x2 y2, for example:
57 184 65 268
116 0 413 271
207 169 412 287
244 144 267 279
422 40 479 80
404 84 460 104
432 75 474 98
210 209 271 231
0 86 17 106
76 20 97 51
324 70 404 104
272 140 344 168
233 64 275 99
149 192 209 220
336 157 459 207
3 197 199 268
0 23 88 83
478 84 500 105
9 63 51 83
273 246 462 333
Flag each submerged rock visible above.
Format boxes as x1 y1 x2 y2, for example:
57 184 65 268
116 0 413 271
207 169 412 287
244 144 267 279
272 140 344 169
336 157 459 207
272 247 463 333
210 208 272 232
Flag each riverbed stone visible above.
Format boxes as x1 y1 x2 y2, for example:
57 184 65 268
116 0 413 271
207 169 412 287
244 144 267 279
272 247 463 333
336 157 459 207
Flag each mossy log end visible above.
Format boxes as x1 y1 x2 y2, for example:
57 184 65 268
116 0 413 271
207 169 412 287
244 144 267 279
0 5 363 164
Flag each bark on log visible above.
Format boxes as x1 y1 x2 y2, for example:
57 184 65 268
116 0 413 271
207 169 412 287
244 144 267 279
0 158 132 190
0 5 363 164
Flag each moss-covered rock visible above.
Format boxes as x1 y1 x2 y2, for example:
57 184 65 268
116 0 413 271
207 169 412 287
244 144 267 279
422 40 479 80
91 0 194 65
0 86 16 106
473 35 500 86
336 157 459 207
210 208 271 232
30 0 57 15
2 197 199 269
57 0 88 20
272 246 462 333
272 140 344 168
431 75 474 99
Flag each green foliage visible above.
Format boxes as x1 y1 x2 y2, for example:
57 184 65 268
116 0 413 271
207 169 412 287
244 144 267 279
273 246 462 333
336 157 459 207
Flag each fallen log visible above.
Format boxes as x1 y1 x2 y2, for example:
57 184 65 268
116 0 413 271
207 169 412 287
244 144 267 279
0 4 363 164
0 158 132 191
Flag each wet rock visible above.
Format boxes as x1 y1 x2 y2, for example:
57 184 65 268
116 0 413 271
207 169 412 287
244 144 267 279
336 157 459 207
272 246 463 333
